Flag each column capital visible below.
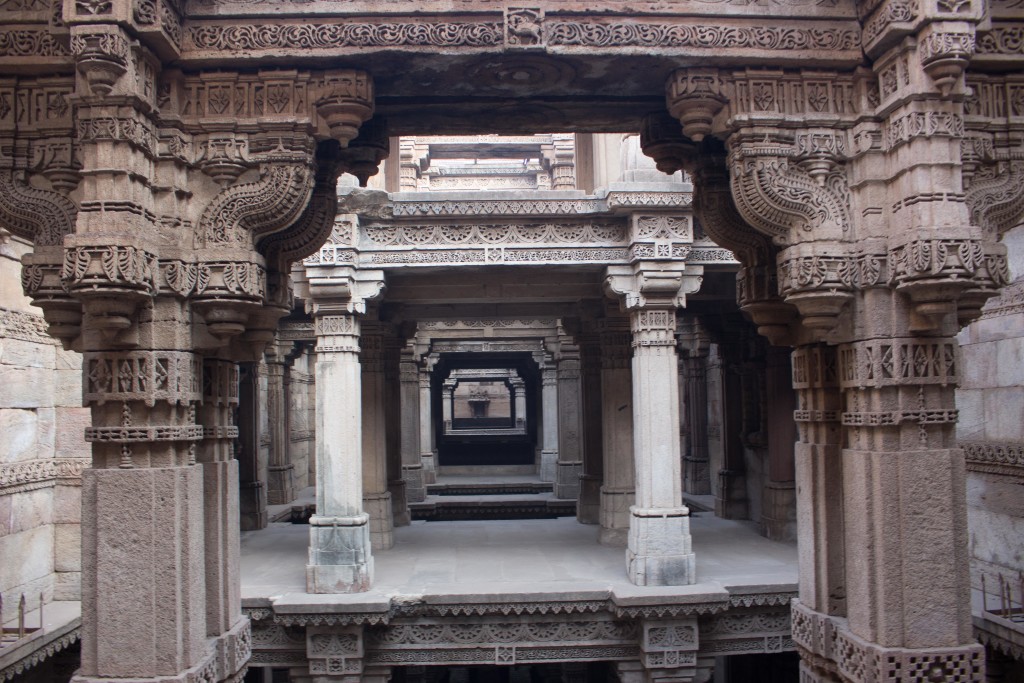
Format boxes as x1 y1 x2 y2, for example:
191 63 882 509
604 263 704 311
304 266 386 316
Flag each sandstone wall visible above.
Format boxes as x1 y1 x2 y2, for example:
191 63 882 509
958 224 1024 591
0 231 89 622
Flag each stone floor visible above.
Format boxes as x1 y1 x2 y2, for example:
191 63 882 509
240 508 798 606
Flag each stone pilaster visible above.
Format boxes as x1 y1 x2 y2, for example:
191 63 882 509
384 331 409 527
265 342 296 506
555 332 583 501
399 347 425 503
539 353 559 483
598 314 635 546
360 318 394 551
714 340 750 521
307 311 372 593
762 346 797 541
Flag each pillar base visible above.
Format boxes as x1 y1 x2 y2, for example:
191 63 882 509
306 514 373 593
389 478 410 527
239 480 267 531
539 449 558 482
363 491 394 550
626 507 696 586
267 464 296 506
555 460 582 500
577 474 601 525
761 480 796 541
714 469 749 520
682 457 711 496
792 600 984 683
600 487 634 546
402 464 426 503
420 452 436 485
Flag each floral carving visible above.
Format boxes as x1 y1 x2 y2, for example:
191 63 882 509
187 21 504 51
547 22 859 51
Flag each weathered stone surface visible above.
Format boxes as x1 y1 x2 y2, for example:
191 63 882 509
0 409 37 464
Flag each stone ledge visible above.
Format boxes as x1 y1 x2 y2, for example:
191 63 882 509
0 601 80 683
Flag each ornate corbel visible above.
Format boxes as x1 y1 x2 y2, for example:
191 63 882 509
666 69 728 143
70 26 131 96
726 132 855 334
691 153 798 345
0 167 82 345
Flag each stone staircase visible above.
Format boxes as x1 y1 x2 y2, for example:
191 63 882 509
409 475 577 521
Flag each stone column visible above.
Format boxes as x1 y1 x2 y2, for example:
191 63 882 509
761 346 797 541
237 361 267 531
418 361 437 484
307 312 372 593
400 346 425 503
539 352 559 483
627 308 695 586
441 379 455 434
576 319 604 524
598 315 635 546
511 377 528 430
265 342 296 506
361 319 395 550
555 333 583 500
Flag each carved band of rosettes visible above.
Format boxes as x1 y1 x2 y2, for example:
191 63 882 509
961 441 1024 476
84 351 201 406
837 339 958 389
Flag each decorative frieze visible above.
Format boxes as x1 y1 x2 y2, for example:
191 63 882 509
546 21 859 52
187 21 505 51
838 339 958 389
961 441 1024 476
83 350 201 405
363 221 627 247
0 28 70 57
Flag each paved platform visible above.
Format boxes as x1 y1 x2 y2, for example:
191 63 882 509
240 513 798 608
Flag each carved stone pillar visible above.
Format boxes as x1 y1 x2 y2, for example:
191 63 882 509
307 311 372 593
265 342 296 506
441 379 455 435
418 361 437 484
400 346 425 503
510 377 528 430
626 307 695 585
539 353 559 483
598 314 635 546
555 333 583 501
762 346 797 541
360 318 394 551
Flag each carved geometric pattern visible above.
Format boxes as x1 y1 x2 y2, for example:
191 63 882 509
83 351 201 405
837 340 958 388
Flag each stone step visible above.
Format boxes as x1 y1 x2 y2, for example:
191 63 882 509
409 496 576 522
426 481 554 496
